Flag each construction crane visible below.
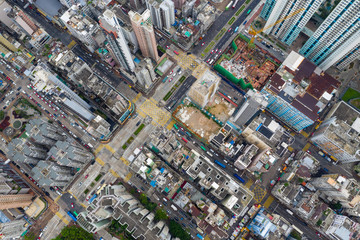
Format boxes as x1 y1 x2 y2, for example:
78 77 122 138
249 8 305 43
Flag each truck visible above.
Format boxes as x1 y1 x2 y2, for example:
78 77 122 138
286 209 294 215
162 76 168 83
89 194 97 203
234 26 239 32
232 0 239 9
171 204 178 211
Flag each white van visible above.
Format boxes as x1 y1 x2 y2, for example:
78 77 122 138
171 204 178 211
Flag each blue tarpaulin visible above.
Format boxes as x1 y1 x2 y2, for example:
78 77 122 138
150 180 157 187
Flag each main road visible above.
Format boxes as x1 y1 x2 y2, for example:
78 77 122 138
267 201 324 240
192 0 261 55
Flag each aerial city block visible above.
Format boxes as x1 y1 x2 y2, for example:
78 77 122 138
1 0 360 240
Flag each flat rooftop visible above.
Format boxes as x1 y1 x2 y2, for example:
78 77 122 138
192 69 221 95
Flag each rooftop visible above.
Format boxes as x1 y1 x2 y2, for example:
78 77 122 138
265 51 340 121
191 69 221 95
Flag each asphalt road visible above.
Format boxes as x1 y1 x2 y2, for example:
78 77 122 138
165 75 197 110
58 192 84 215
192 0 260 55
205 0 261 63
268 201 323 240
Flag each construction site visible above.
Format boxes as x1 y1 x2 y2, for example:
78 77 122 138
173 98 222 143
215 35 279 90
204 94 236 123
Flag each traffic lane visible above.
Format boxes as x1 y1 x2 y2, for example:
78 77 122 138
166 75 197 110
129 177 197 236
272 202 321 240
59 192 84 214
24 87 97 147
203 1 259 58
307 145 353 178
11 0 72 45
192 0 257 54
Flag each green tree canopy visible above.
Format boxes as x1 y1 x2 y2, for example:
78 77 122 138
169 220 191 240
154 209 168 221
0 110 5 121
52 225 94 240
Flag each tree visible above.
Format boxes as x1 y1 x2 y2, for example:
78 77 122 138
0 110 4 121
154 209 168 221
330 201 342 210
290 230 301 240
169 220 191 240
24 232 36 240
353 163 360 173
52 225 94 240
139 194 148 206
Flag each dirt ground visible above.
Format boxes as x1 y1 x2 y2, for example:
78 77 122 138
175 105 221 140
211 0 233 11
206 94 236 122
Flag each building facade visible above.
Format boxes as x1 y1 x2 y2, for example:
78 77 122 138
129 9 159 61
145 0 175 31
262 0 325 46
261 51 340 131
99 9 136 72
300 0 360 70
187 69 220 108
60 4 99 52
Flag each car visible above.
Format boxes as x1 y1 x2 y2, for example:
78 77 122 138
219 50 222 54
6 76 10 80
170 70 173 74
49 186 55 191
86 195 91 201
71 203 74 208
228 28 232 32
166 45 170 49
201 42 205 46
169 78 173 82
316 232 321 237
61 114 65 118
215 49 218 53
211 50 214 54
85 174 89 179
306 150 311 154
206 59 210 63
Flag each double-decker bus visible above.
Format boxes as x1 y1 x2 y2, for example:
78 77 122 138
233 173 246 183
215 160 226 168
